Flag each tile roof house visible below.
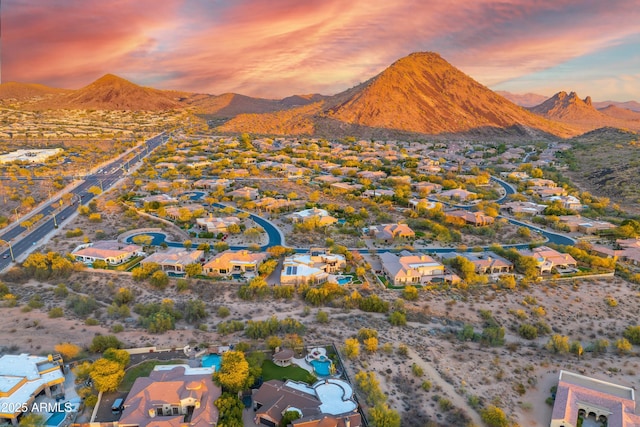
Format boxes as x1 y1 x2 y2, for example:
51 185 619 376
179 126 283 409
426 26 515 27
439 188 476 201
591 238 640 266
550 370 640 427
119 365 220 427
379 252 452 286
203 250 270 277
195 215 240 233
72 241 144 265
520 246 578 274
444 210 495 227
192 178 231 189
442 252 513 274
253 379 361 427
367 223 415 243
288 208 338 226
557 215 616 234
141 249 205 275
227 186 259 200
281 248 347 285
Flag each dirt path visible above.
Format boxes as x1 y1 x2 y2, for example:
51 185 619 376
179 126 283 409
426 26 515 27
403 345 484 426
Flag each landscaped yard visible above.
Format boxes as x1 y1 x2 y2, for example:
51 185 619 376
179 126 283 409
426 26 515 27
119 359 186 391
261 360 316 384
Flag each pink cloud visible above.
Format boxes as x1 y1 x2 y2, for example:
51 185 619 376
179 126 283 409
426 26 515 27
3 0 639 100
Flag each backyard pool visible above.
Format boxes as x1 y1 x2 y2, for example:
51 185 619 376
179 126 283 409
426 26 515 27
45 412 66 427
201 354 222 371
336 276 352 285
310 359 332 376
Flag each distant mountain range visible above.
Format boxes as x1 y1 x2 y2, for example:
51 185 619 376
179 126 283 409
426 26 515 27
2 52 639 138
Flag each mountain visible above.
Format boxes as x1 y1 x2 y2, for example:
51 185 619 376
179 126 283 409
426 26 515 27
221 52 576 138
598 105 640 121
530 91 640 132
496 91 548 107
184 92 327 117
0 82 69 102
32 74 181 111
593 100 640 112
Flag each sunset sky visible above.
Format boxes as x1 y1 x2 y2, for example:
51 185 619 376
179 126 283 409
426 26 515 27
3 0 639 101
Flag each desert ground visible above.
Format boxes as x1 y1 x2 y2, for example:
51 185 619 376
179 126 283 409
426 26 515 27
1 269 638 427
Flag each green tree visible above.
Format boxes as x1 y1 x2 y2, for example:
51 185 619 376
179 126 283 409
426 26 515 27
389 311 407 326
214 350 251 393
185 263 203 277
369 404 401 427
480 405 509 427
518 323 538 340
280 410 301 427
90 358 125 392
343 338 360 360
546 334 570 354
18 413 45 427
103 348 130 367
623 325 640 345
89 335 123 353
149 270 169 289
570 341 584 359
184 300 207 324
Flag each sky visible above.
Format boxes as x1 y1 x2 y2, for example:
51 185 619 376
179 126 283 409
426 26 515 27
2 0 639 101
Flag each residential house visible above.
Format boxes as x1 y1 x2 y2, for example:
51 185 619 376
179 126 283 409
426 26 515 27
315 175 342 185
500 201 546 215
164 204 205 221
72 241 143 265
409 199 440 211
196 215 240 233
119 365 220 427
203 250 270 277
445 210 495 227
591 238 640 266
0 354 65 426
520 246 578 274
440 188 476 201
357 170 387 180
413 182 443 195
227 186 259 200
527 178 557 187
140 194 178 205
547 195 583 211
254 197 296 212
253 379 361 427
192 178 231 190
379 252 452 286
330 182 363 192
442 252 513 274
288 208 338 226
557 215 616 234
362 189 395 198
141 249 205 275
531 186 566 198
550 370 640 427
280 248 346 285
367 223 415 243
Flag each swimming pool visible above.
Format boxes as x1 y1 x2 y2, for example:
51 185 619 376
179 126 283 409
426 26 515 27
336 276 352 285
46 412 66 427
201 354 221 371
310 359 331 376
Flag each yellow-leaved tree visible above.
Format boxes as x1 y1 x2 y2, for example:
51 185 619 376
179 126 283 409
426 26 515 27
214 350 250 393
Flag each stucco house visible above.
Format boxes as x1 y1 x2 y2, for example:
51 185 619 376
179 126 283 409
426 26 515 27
141 249 205 275
280 248 346 285
379 252 452 286
203 250 270 277
72 241 144 265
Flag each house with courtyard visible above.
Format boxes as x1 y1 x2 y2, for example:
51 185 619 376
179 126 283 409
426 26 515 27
119 365 220 427
441 251 513 274
164 204 206 221
202 250 270 277
280 248 346 285
0 354 65 426
193 178 231 190
140 194 178 206
72 241 143 265
500 201 546 215
254 197 297 212
550 370 640 427
195 215 240 233
366 223 415 243
253 379 361 427
439 188 476 201
141 249 205 275
288 208 338 226
227 186 259 200
557 215 616 234
379 251 454 286
591 238 640 266
520 246 578 274
444 210 495 227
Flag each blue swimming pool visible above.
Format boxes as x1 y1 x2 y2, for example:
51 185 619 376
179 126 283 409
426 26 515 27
202 354 222 371
310 359 331 376
46 412 66 427
336 276 352 285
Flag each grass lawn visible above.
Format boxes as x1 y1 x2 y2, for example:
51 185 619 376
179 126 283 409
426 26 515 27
119 359 185 392
261 360 316 385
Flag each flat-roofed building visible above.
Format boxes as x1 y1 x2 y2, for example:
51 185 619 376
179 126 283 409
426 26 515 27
0 354 65 426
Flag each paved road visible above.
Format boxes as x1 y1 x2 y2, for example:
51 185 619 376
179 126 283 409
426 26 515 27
0 132 170 270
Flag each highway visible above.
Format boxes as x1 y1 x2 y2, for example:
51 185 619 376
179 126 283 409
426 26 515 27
0 132 169 270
